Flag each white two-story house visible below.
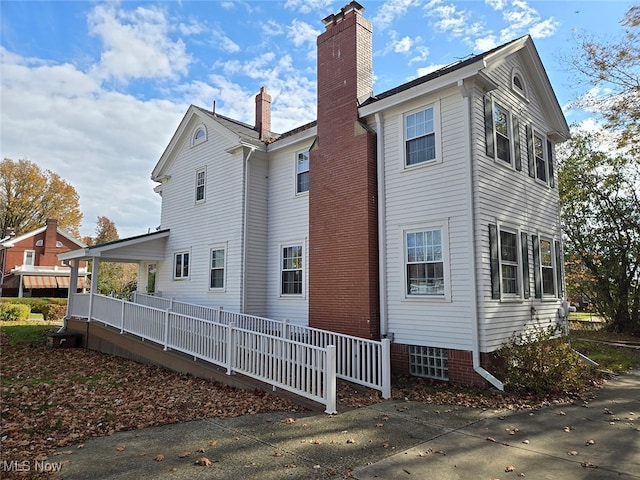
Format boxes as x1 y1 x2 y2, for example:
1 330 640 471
61 1 569 388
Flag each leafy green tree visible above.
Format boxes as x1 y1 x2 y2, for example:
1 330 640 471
88 216 137 297
0 158 82 238
571 5 640 154
558 131 640 334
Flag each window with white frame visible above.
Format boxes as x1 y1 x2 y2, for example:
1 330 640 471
192 125 207 146
494 105 511 164
499 230 519 295
406 228 445 296
281 244 303 295
405 107 436 166
534 133 547 183
195 168 206 203
24 250 35 266
296 151 309 194
511 68 528 99
539 239 555 296
56 241 63 248
35 239 43 247
209 247 225 290
174 251 190 279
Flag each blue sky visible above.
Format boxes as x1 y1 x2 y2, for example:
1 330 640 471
0 0 632 238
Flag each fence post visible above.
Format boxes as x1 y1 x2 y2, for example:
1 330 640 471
226 321 235 375
119 298 126 333
169 297 174 312
283 319 289 339
381 338 391 399
163 309 170 351
324 345 337 414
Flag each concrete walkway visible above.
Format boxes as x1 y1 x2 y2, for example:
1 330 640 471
54 371 639 480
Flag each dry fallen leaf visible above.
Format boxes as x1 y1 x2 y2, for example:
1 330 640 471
586 439 596 446
195 457 212 466
486 436 496 442
505 465 515 472
284 463 296 468
567 450 578 456
209 440 218 447
116 445 125 451
272 450 283 457
154 454 165 462
581 461 598 469
563 426 572 432
375 423 384 428
282 417 296 424
196 447 206 453
346 438 356 444
522 440 530 445
178 451 191 458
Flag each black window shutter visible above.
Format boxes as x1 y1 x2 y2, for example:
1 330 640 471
547 139 555 188
526 125 535 178
513 116 522 171
489 224 500 299
532 234 542 298
555 240 563 298
484 96 494 158
521 231 530 299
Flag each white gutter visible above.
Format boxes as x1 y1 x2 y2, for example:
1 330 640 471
241 146 256 313
458 79 504 391
374 113 389 338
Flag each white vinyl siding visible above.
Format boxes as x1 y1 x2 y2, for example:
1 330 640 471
473 53 564 352
379 89 473 351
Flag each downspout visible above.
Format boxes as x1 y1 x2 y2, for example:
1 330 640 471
374 113 388 339
241 146 256 313
458 79 504 391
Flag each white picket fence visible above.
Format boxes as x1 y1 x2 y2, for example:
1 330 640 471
132 293 391 397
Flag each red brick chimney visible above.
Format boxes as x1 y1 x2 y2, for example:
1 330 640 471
308 1 379 339
255 86 272 140
44 218 58 260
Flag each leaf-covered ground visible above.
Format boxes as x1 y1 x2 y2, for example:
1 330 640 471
0 328 604 478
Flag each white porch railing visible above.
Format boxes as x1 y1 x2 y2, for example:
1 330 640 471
132 293 391 398
69 293 337 413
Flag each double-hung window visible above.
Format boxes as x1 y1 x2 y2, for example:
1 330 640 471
406 229 445 296
174 252 190 279
24 250 35 266
296 151 309 194
281 245 303 295
539 239 555 296
534 133 547 183
195 168 206 203
405 107 436 166
494 105 511 164
209 247 225 290
499 230 519 295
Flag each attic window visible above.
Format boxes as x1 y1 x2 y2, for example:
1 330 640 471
192 125 207 146
56 241 63 248
511 68 528 99
35 240 43 247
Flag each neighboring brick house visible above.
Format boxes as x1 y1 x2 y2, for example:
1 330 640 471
0 219 89 298
61 2 570 387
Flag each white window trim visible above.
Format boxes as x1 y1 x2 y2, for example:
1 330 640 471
496 223 523 301
511 67 529 101
208 244 227 292
294 150 310 196
35 239 43 247
532 129 549 186
56 241 63 248
402 220 451 302
538 236 557 299
491 102 515 169
195 166 206 204
192 124 207 147
280 241 305 298
23 250 36 266
173 250 191 280
401 102 442 170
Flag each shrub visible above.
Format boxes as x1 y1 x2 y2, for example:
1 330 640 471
495 324 595 396
0 303 31 321
0 297 67 313
42 304 67 321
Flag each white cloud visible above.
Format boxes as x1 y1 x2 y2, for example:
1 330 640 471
284 0 334 15
416 63 449 77
287 19 320 47
500 0 558 41
485 0 507 10
177 19 206 36
262 19 286 37
372 0 421 30
87 4 192 82
409 46 430 65
211 28 241 53
474 35 498 52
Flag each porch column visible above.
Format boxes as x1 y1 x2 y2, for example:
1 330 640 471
88 258 100 322
66 260 79 318
18 274 24 298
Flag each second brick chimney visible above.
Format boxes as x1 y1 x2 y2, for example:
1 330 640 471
255 86 272 140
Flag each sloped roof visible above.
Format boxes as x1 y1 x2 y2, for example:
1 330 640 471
0 225 86 249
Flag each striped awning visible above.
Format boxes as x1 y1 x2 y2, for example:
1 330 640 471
56 276 89 288
23 276 58 289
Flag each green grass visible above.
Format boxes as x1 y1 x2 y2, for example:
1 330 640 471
0 319 62 346
569 328 640 372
